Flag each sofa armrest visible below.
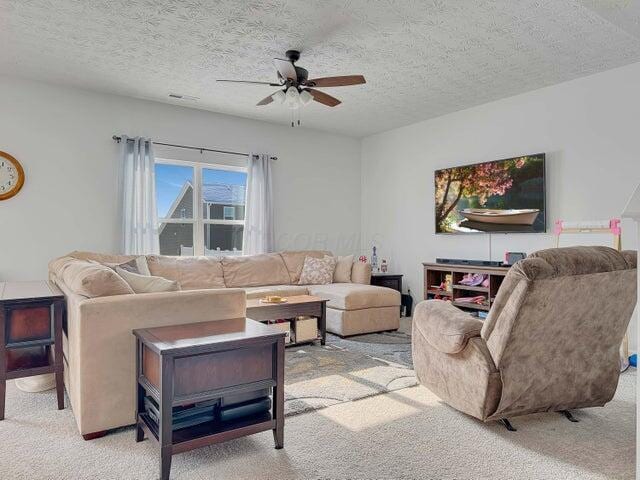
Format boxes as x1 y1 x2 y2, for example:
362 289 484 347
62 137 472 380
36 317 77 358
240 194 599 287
351 262 372 284
413 300 483 354
67 288 246 435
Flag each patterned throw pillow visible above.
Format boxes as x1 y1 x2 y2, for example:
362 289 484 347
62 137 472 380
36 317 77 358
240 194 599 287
298 255 337 285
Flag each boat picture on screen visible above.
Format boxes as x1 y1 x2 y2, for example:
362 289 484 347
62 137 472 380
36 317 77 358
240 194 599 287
434 154 546 233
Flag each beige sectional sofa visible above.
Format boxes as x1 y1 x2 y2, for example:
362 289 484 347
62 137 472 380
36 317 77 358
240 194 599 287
48 250 400 437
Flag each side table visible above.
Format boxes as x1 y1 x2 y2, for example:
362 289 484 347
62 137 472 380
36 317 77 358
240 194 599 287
134 317 285 480
370 273 403 293
0 281 65 419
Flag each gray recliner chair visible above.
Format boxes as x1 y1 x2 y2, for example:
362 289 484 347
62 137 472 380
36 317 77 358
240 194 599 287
412 246 637 429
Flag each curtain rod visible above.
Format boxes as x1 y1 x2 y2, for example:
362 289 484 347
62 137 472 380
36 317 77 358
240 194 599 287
112 136 277 160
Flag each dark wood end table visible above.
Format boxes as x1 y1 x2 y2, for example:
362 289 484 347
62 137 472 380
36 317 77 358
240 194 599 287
371 273 403 293
0 281 65 420
133 318 286 480
246 295 328 346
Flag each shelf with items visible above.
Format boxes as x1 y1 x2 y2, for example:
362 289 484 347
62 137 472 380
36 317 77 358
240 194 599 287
426 288 452 297
425 268 454 301
452 284 489 293
263 316 320 347
139 402 275 451
423 262 510 316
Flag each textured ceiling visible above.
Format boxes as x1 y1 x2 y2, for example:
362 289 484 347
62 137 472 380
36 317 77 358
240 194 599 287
2 0 640 137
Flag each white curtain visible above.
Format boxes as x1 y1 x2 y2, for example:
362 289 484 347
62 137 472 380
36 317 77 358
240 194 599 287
243 153 274 255
121 136 160 255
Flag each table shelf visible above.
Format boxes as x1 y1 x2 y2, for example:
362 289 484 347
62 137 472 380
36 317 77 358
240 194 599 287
6 345 53 371
141 410 276 456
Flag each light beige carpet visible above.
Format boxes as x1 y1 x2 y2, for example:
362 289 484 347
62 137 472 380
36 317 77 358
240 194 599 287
0 370 634 479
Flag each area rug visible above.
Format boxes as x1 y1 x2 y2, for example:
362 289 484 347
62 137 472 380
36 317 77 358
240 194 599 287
284 330 416 416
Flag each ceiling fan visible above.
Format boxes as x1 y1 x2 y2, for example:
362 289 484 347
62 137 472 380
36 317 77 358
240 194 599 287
216 50 366 111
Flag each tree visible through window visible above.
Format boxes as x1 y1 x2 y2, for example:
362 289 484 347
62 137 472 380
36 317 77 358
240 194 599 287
155 160 247 256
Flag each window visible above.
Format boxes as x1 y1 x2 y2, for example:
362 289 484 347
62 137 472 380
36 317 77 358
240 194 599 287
223 206 236 220
155 159 247 256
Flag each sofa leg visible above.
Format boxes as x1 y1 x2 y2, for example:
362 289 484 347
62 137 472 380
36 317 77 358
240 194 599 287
499 418 517 431
82 430 108 441
560 410 579 423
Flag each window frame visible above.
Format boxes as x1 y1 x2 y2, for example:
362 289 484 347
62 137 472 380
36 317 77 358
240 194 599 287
155 157 247 256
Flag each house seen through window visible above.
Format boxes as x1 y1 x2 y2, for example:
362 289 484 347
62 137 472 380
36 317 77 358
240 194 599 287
155 160 247 256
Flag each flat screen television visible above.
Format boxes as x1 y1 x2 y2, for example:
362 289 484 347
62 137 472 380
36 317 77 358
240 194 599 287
435 153 546 234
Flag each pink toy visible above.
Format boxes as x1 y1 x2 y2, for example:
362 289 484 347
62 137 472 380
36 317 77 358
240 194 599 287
554 218 622 251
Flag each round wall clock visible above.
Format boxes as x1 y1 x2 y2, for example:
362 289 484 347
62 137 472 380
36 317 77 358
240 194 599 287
0 151 25 200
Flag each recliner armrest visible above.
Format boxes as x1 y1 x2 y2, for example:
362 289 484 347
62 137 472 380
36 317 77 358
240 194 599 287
413 300 483 354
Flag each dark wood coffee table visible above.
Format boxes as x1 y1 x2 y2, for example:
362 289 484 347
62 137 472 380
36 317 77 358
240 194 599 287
0 281 65 420
246 295 328 346
133 318 285 480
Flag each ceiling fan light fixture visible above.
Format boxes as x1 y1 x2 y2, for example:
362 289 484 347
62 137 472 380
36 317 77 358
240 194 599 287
272 89 286 104
299 89 313 106
285 86 300 109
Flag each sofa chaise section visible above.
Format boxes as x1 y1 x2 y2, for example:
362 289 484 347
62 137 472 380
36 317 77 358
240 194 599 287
308 283 401 336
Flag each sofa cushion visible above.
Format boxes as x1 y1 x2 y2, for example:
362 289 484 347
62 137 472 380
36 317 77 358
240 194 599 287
351 261 372 285
115 267 181 294
298 255 336 285
243 285 310 300
333 255 354 283
68 251 136 264
308 283 400 310
60 259 134 298
146 255 226 290
110 256 151 276
279 250 332 284
222 253 290 287
49 255 76 279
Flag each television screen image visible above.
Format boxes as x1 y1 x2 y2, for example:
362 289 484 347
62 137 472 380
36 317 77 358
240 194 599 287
434 154 546 234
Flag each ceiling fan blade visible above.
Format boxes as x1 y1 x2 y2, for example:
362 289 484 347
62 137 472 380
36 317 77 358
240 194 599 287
307 75 366 87
217 79 282 86
273 58 297 82
307 89 341 107
256 94 274 106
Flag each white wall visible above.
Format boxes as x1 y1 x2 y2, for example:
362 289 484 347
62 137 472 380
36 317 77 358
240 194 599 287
0 76 362 280
361 61 640 350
